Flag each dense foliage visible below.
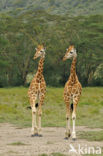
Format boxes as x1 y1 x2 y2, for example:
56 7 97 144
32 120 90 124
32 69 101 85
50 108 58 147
0 10 103 87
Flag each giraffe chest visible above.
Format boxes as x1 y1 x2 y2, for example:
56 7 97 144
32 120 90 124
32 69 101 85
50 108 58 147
28 75 46 97
64 82 82 99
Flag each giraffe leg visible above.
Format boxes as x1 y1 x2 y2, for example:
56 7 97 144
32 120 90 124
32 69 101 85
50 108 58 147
65 101 71 139
30 98 38 136
31 111 38 137
37 94 45 137
72 98 78 140
38 105 42 137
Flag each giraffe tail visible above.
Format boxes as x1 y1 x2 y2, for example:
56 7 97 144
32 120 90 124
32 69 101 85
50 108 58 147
35 103 39 108
26 103 39 109
70 103 73 112
26 106 31 109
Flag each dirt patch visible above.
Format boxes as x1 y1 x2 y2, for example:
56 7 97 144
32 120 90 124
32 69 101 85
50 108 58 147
0 123 103 156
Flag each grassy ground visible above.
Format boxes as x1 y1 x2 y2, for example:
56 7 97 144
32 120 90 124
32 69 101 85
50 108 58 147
8 142 28 146
0 87 103 128
78 130 103 141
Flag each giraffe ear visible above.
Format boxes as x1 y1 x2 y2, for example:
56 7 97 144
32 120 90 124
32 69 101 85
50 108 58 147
35 48 37 51
44 47 46 51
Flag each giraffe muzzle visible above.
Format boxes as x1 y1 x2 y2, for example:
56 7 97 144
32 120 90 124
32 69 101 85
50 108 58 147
63 57 66 61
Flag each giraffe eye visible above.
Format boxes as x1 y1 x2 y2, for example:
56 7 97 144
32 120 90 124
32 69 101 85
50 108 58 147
70 51 73 54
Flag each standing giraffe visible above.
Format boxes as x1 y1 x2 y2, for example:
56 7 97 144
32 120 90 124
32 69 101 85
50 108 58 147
28 45 46 137
63 45 82 140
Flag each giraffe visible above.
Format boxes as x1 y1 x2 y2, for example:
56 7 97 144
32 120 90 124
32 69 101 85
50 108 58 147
63 45 82 140
28 45 46 137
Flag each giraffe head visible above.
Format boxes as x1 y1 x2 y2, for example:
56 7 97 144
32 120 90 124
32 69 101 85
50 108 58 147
63 45 77 61
33 45 46 60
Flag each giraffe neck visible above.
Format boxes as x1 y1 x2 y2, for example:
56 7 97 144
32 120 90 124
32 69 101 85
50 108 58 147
37 57 45 75
70 57 77 80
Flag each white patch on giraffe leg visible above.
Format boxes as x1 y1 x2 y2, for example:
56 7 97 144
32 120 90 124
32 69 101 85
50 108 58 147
37 104 42 136
72 112 76 120
31 109 38 135
38 115 42 136
32 106 36 113
72 119 76 138
72 113 76 139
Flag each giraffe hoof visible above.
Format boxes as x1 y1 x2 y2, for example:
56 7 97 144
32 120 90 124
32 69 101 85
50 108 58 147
34 133 39 136
68 134 71 137
72 138 76 141
31 133 38 137
38 134 43 137
64 137 69 140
